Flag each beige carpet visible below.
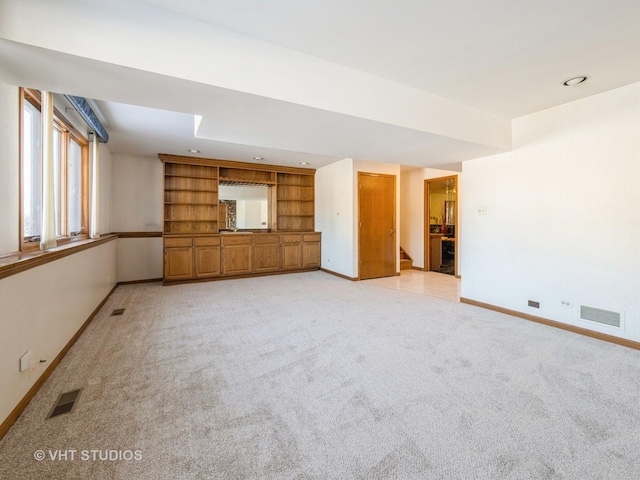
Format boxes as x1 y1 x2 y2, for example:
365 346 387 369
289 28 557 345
1 271 640 479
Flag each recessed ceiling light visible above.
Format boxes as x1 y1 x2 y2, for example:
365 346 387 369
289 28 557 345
300 162 310 165
188 149 200 153
253 156 263 161
563 76 589 87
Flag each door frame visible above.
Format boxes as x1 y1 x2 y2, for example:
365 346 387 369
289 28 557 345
424 175 458 276
358 172 397 280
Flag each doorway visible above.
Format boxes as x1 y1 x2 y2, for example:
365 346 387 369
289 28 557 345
358 172 396 280
425 176 457 276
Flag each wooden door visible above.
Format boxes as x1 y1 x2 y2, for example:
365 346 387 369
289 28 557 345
358 172 396 279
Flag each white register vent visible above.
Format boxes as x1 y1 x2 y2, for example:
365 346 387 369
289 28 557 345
580 305 622 328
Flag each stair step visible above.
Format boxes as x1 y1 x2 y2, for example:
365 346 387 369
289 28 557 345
400 259 413 270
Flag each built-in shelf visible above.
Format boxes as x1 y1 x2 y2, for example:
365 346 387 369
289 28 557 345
163 162 219 235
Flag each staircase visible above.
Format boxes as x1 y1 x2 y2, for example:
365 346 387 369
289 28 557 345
400 247 413 270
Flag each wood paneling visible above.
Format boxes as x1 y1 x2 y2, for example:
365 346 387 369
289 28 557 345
358 172 396 280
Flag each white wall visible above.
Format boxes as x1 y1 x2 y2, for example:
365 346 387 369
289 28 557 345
461 81 640 341
0 240 117 424
117 238 163 282
0 84 19 254
315 158 355 277
110 154 163 232
111 153 163 282
400 168 425 268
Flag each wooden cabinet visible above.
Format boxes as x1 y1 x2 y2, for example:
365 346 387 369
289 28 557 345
302 233 321 268
281 234 302 270
194 237 220 278
222 236 252 276
429 236 442 271
164 238 194 281
276 173 314 231
163 233 321 283
253 235 281 273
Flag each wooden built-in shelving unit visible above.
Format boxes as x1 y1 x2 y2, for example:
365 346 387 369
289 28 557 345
160 154 320 284
163 162 219 234
276 173 315 232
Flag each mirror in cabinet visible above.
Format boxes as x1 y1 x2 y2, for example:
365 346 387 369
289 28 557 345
219 184 269 231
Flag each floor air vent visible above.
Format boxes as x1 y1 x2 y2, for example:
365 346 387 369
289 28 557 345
580 305 621 328
47 389 82 419
111 308 125 316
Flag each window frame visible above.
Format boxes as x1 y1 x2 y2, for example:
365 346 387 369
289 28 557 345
19 88 90 252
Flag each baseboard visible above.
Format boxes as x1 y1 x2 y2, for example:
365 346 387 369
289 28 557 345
460 297 640 351
411 266 426 272
319 268 358 281
0 283 119 440
118 278 163 285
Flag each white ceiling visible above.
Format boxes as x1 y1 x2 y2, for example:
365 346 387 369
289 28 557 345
140 0 640 118
2 0 640 169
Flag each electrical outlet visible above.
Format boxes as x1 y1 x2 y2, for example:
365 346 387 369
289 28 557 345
561 300 573 308
478 206 487 215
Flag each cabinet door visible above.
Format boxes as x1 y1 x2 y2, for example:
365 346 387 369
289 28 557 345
253 244 281 273
194 246 221 278
429 236 442 271
303 242 321 268
164 247 193 280
282 243 302 270
223 244 252 276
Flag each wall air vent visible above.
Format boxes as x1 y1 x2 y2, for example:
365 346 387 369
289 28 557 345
580 305 622 328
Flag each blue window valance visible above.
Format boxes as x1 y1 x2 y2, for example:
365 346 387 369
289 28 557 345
63 95 109 143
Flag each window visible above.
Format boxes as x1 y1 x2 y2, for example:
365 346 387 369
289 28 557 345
20 88 89 250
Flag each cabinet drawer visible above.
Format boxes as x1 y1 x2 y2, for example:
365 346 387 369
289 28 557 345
254 234 280 244
164 237 192 248
222 236 252 246
303 233 321 242
195 237 220 246
281 234 302 243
